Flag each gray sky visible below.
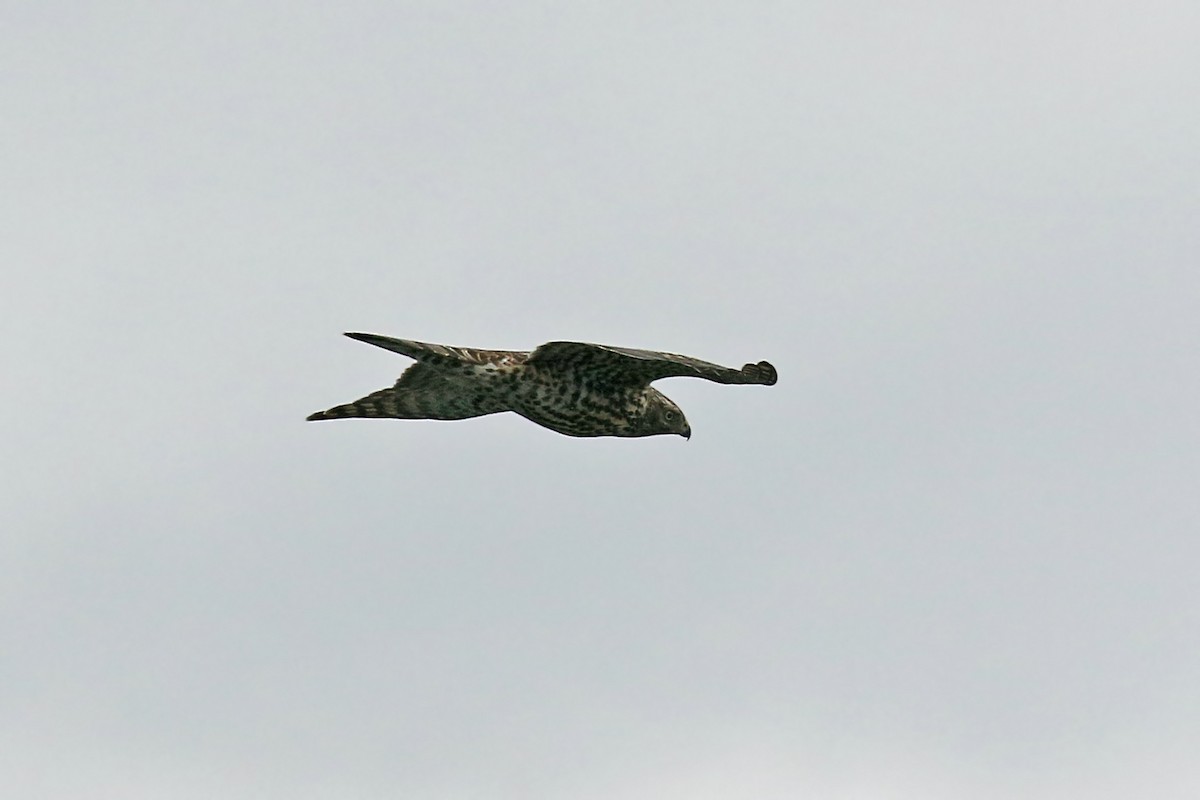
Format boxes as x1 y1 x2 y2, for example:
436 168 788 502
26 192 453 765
3 2 1198 797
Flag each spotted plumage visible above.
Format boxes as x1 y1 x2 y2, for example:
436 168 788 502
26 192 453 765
307 332 777 439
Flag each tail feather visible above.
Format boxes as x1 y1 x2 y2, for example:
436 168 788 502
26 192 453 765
308 335 522 424
306 382 509 422
306 386 411 421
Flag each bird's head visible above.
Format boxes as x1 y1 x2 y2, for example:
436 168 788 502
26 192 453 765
637 390 691 439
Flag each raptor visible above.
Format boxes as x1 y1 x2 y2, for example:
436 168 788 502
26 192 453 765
307 333 777 439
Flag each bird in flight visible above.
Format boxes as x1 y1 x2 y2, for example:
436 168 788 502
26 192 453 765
307 333 777 439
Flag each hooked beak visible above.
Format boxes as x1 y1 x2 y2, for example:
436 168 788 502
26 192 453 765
682 425 691 440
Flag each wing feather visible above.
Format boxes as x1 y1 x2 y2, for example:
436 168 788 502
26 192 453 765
343 332 526 367
527 342 777 386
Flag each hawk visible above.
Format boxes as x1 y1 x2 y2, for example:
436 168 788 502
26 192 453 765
307 332 777 439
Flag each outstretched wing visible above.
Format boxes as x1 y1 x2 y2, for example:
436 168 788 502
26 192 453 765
527 342 777 387
343 332 527 367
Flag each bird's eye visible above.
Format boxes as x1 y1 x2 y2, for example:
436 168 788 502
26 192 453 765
664 411 675 421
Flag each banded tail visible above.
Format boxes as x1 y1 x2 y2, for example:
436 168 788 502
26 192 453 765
306 386 419 421
307 360 512 422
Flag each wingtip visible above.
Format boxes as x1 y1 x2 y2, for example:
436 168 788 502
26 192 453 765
760 361 778 385
744 360 778 385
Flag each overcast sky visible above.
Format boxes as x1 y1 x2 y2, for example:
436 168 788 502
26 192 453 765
3 2 1199 798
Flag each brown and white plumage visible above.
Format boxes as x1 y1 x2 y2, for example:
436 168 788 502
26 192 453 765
307 332 777 439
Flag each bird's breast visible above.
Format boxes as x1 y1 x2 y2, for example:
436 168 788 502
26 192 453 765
505 367 641 437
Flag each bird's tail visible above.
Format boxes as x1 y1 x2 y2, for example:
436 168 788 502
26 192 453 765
306 383 508 422
306 386 417 421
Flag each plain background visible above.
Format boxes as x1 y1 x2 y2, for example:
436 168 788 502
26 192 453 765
3 2 1198 797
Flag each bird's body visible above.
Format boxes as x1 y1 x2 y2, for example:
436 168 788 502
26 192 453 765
307 333 777 439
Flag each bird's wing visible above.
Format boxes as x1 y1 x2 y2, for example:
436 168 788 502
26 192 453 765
527 341 777 387
343 332 526 367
